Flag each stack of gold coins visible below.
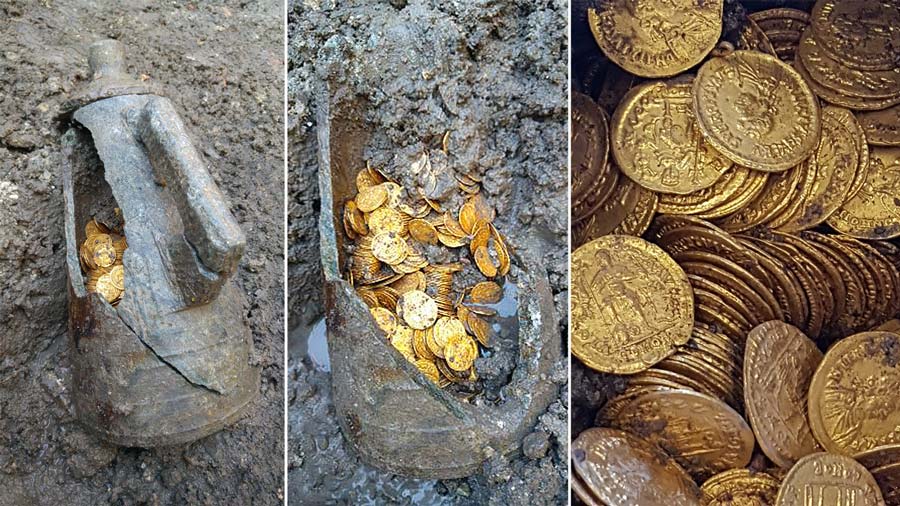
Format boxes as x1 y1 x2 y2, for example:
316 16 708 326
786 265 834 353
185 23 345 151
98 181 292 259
79 218 127 306
571 0 900 503
342 160 511 388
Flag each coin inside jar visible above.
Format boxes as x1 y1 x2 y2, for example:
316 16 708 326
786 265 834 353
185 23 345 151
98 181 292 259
396 290 438 330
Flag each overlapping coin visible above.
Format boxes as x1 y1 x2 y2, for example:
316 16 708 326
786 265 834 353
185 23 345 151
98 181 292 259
79 218 127 305
342 160 511 388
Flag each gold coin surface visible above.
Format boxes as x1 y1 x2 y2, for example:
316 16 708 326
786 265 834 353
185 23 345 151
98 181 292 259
611 185 658 237
809 0 900 72
356 184 388 212
717 163 803 232
778 106 861 232
108 264 125 292
776 452 885 506
857 105 900 147
611 80 733 195
93 272 122 303
371 232 409 265
744 321 823 469
798 29 900 100
700 469 780 506
389 324 416 361
370 307 397 336
657 166 751 216
587 0 722 78
444 333 476 371
571 92 609 203
396 290 438 330
469 281 502 304
607 389 755 481
693 51 820 172
828 147 900 240
414 358 441 384
809 331 900 455
367 207 406 236
572 235 694 374
572 427 702 506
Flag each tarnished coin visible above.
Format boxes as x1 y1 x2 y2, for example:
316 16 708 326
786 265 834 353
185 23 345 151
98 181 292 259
750 8 810 33
779 106 861 232
396 290 438 330
744 321 823 469
469 281 502 304
700 469 780 506
856 444 900 471
571 92 609 203
444 333 477 371
693 51 820 172
371 232 409 265
776 452 886 506
572 427 702 506
809 0 900 72
572 235 694 374
587 0 722 78
809 332 900 455
611 80 733 195
607 389 755 481
798 29 900 100
857 105 900 147
370 307 398 336
367 207 406 236
828 147 900 240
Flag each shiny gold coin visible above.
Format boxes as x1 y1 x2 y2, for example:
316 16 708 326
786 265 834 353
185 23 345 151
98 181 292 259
775 452 886 506
798 28 900 100
473 245 498 278
858 105 900 147
390 272 426 295
611 186 658 237
763 159 817 230
744 321 823 469
370 307 397 336
809 331 900 455
693 51 820 172
828 147 900 240
108 264 125 292
444 333 477 372
469 281 502 304
587 0 722 78
93 271 122 304
367 207 406 236
414 358 441 385
700 469 780 506
793 56 900 111
738 17 777 57
572 171 640 247
432 316 466 356
572 235 694 374
85 218 109 238
381 182 403 208
608 389 755 481
572 427 702 506
695 169 768 220
407 218 438 245
779 106 861 232
371 232 409 265
396 290 438 330
466 311 493 348
611 80 733 194
390 324 416 361
657 166 752 216
356 165 384 191
809 0 900 72
356 183 388 212
717 164 803 233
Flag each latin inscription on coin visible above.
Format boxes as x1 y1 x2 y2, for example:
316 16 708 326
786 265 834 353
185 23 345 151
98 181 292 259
828 147 900 240
776 452 885 506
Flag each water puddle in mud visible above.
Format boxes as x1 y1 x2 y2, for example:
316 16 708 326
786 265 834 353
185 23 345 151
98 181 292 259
306 317 330 372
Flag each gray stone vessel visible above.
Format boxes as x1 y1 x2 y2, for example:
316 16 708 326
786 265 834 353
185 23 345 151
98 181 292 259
317 85 561 479
61 40 258 447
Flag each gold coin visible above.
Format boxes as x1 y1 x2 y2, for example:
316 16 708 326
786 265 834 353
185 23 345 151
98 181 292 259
857 105 900 147
444 333 476 372
108 264 125 292
798 28 900 100
587 0 722 78
657 166 752 216
611 186 658 237
390 324 416 361
356 165 384 191
371 232 409 265
717 164 803 232
775 452 885 506
856 444 900 470
396 290 438 330
809 0 900 72
793 56 900 111
572 171 640 247
432 316 466 355
572 92 609 202
382 182 403 208
738 17 777 56
367 207 406 236
93 271 122 304
828 147 900 240
750 8 810 33
356 184 388 212
764 159 817 230
469 281 502 304
744 321 823 469
700 469 780 506
414 358 441 385
608 389 755 481
370 307 398 336
809 331 900 455
779 106 861 232
407 218 438 244
611 80 733 195
572 235 694 374
572 428 702 506
695 169 768 220
473 245 498 278
693 51 820 172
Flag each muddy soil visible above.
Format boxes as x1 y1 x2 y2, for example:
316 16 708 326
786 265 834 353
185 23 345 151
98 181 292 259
0 2 284 504
287 0 568 504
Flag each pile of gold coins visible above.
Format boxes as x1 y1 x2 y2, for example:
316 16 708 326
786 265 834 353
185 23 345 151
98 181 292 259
79 218 127 305
572 0 900 504
342 161 510 388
